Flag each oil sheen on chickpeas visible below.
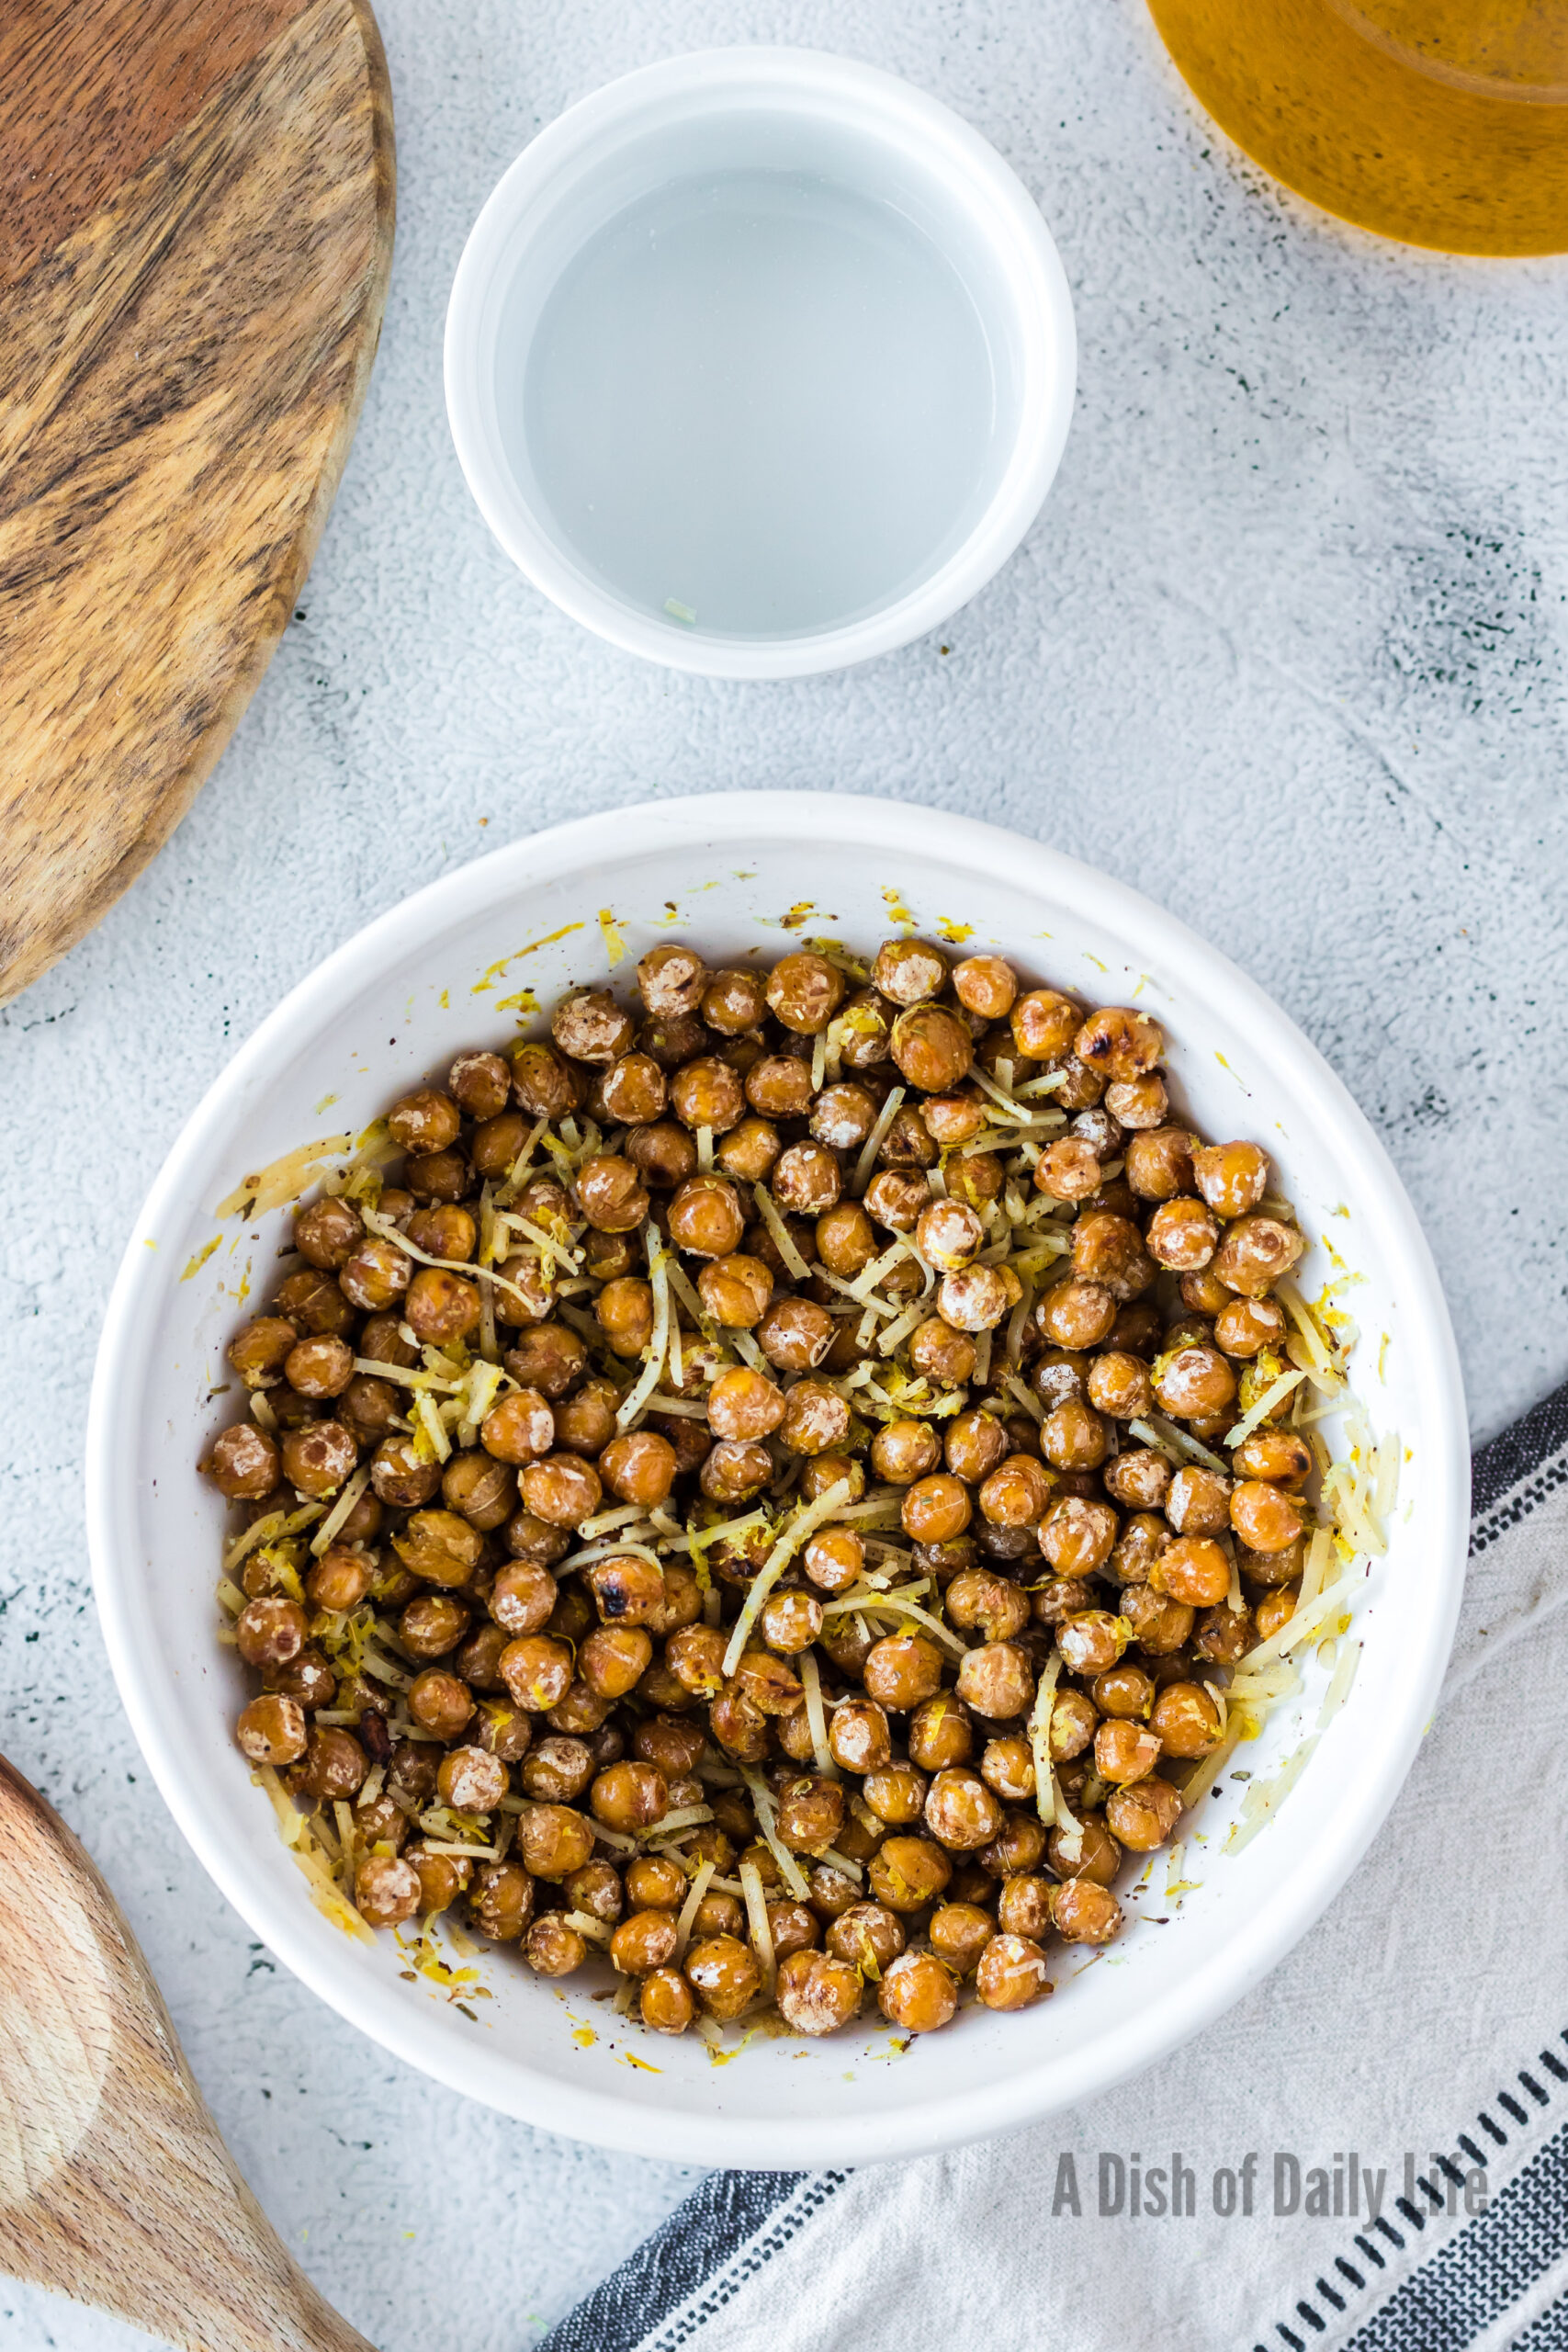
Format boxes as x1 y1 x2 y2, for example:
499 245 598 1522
207 933 1315 2045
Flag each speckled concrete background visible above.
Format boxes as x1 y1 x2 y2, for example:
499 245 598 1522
4 0 1566 2345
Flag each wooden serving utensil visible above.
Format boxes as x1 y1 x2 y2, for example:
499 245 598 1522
0 0 395 1007
0 1754 374 2351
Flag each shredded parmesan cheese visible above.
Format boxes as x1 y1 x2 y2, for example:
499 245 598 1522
1029 1648 1062 1825
673 1858 716 1959
751 1182 811 1280
721 1479 853 1675
851 1087 906 1196
310 1464 372 1557
739 1856 778 1995
739 1767 810 1900
799 1646 838 1780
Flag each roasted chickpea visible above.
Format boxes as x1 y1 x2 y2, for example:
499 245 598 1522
1120 1583 1196 1657
976 1933 1052 2011
1056 1610 1129 1677
924 1766 1004 1850
1034 1280 1118 1354
523 1913 585 1973
1147 1680 1223 1758
516 1453 600 1531
774 1776 844 1855
1150 1535 1231 1609
1104 1774 1183 1852
1010 989 1080 1060
235 1692 306 1766
859 1631 942 1712
1041 1397 1108 1473
946 953 1013 1019
868 1836 953 1914
668 1056 744 1136
874 1949 955 2033
767 1949 857 2035
1214 1295 1286 1359
667 1174 746 1257
1231 1478 1306 1553
696 964 766 1035
757 1589 822 1656
1101 1451 1169 1513
1256 1585 1299 1640
777 1379 851 1458
1147 1196 1220 1272
685 1933 762 2020
1050 1878 1123 1946
1165 1464 1233 1538
608 1908 679 1975
977 1453 1050 1529
207 1422 280 1500
457 1864 531 1950
1210 1214 1305 1298
1153 1344 1236 1420
954 1643 1034 1723
1092 1718 1161 1786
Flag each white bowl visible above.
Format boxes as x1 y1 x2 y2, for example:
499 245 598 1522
88 793 1467 2166
443 51 1077 679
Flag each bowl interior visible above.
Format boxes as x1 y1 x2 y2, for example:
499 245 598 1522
446 52 1074 674
92 797 1466 2165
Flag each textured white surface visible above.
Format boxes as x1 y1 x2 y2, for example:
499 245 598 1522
2 0 1565 2345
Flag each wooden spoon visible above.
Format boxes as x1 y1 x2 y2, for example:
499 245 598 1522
0 1754 374 2350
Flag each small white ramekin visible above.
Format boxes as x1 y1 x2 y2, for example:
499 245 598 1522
88 794 1467 2168
444 50 1077 678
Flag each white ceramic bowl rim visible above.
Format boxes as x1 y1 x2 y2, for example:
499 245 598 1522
443 49 1077 680
88 794 1468 2165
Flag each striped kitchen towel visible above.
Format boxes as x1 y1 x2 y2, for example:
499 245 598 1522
543 1381 1568 2352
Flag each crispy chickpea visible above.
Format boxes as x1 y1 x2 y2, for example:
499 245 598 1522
520 1454 602 1531
814 1201 876 1279
1043 1815 1117 1888
1120 1583 1196 1657
869 1836 953 1914
863 1634 944 1713
227 1316 299 1388
763 1144 837 1221
1256 1585 1299 1640
1187 1138 1268 1219
946 954 1013 1020
897 1323 970 1396
874 1948 955 2033
667 1174 746 1257
400 1668 470 1742
742 1058 811 1125
1057 1611 1128 1676
936 1264 1015 1334
914 1199 984 1275
992 1872 1051 1941
439 1046 509 1121
1093 1719 1163 1785
235 1692 306 1766
620 1124 694 1195
976 1932 1052 2011
1145 1197 1218 1273
1033 1137 1101 1204
756 1589 822 1656
290 1198 363 1276
351 1852 421 1929
278 1419 358 1499
631 942 706 1020
578 1626 651 1700
1075 1006 1163 1083
207 1422 280 1500
850 1765 920 1834
1122 1128 1193 1205
890 1004 973 1092
924 1766 1004 1850
1093 1661 1155 1719
1041 1397 1108 1473
1149 1680 1224 1758
1211 1214 1305 1298
592 1430 675 1513
975 1734 1033 1803
1154 1344 1236 1419
522 1737 593 1803
1166 1464 1233 1537
440 1453 514 1532
791 1529 859 1601
692 1256 769 1332
489 1562 558 1639
866 937 942 1006
400 1592 469 1660
703 1365 783 1442
669 1056 745 1135
768 1949 857 2035
1190 1600 1251 1666
685 1933 762 2020
777 1379 851 1458
1238 1531 1304 1588
863 1417 934 1487
1150 1535 1231 1609
896 1474 968 1547
1231 1479 1305 1553
499 1634 574 1714
473 1394 552 1476
1035 1281 1118 1354
1101 1456 1170 1525
518 1801 596 1879
1038 1689 1091 1765
1105 1072 1168 1129
878 1103 938 1169
391 1507 483 1589
1105 1774 1182 1852
803 1086 874 1155
978 1453 1050 1529
233 1593 306 1670
610 1909 680 1976
1214 1295 1286 1359
1050 1878 1123 1946
635 1966 694 2034
435 1745 506 1814
592 1276 651 1359
765 950 843 1035
402 1268 479 1350
382 1090 457 1156
612 1859 679 1917
775 1777 844 1854
712 1118 778 1185
698 1439 773 1504
696 965 765 1035
954 1643 1034 1723
298 1725 367 1802
1010 989 1079 1060
756 1295 834 1374
523 1914 585 1973
858 1172 922 1238
548 989 633 1065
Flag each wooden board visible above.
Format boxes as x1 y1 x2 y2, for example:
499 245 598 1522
0 0 395 1005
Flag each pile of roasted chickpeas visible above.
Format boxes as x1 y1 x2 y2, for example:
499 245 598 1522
208 934 1314 2043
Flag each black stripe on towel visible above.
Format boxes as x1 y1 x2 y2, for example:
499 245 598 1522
537 2170 839 2352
